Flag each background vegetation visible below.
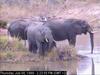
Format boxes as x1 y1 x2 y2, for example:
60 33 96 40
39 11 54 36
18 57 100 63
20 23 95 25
0 0 100 24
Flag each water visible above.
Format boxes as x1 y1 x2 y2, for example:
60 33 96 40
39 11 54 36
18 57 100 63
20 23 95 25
76 30 100 75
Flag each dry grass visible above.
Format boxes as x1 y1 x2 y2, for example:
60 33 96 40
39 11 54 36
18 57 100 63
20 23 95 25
0 35 26 51
0 35 77 63
0 35 28 61
0 35 85 72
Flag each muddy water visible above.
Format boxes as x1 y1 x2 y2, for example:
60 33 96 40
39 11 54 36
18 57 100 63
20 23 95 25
76 30 100 75
0 30 100 75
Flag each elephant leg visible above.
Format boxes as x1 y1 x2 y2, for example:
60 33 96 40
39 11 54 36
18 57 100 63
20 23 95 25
24 40 26 46
44 41 49 54
39 42 47 56
28 42 37 53
51 41 56 48
28 42 33 52
36 41 43 55
68 35 76 46
41 42 46 56
32 43 37 53
48 41 54 52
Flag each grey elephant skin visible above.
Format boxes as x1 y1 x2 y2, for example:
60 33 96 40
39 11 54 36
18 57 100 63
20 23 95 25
7 16 45 42
44 18 94 53
7 19 29 41
26 24 56 56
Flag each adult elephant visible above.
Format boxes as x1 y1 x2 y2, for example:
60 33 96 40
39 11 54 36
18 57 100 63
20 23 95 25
25 24 56 56
44 18 94 54
7 19 29 42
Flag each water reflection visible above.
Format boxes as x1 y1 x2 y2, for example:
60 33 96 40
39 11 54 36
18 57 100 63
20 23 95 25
91 58 95 75
77 53 100 75
0 55 100 75
77 57 94 75
0 56 88 75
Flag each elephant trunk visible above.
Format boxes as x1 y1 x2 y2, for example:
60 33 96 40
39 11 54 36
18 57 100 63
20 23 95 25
88 27 94 54
89 32 94 54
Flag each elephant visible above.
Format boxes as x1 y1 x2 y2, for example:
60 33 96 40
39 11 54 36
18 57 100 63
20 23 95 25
43 18 94 54
25 24 56 56
7 19 29 42
7 16 47 44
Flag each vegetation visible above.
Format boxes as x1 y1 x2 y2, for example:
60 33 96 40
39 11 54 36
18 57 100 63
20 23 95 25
0 20 7 28
0 35 77 63
0 0 100 26
0 35 30 62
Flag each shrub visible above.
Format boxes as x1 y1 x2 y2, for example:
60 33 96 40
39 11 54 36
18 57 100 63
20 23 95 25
0 20 7 28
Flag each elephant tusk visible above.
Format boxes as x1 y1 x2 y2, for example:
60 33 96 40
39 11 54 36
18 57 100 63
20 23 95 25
44 17 47 21
45 38 49 43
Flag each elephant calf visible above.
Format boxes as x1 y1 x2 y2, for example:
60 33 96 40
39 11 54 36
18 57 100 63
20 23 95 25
26 25 56 56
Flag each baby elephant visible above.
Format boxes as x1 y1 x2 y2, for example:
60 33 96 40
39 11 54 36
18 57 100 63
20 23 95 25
26 25 56 56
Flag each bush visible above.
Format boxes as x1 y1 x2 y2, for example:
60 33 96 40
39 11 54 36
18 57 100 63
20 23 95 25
0 35 26 51
0 20 7 28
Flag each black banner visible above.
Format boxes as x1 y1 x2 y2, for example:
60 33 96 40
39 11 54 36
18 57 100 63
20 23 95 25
0 71 66 75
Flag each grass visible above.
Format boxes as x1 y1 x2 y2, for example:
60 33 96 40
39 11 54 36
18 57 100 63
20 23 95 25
0 35 26 51
0 35 29 61
0 35 77 63
0 34 83 72
0 20 7 28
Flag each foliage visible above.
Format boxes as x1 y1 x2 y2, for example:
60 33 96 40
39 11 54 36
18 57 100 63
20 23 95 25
0 35 26 51
0 35 77 63
0 20 7 28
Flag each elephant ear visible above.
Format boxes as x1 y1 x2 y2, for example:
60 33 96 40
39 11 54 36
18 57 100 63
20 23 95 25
80 20 90 34
80 20 89 28
82 21 88 27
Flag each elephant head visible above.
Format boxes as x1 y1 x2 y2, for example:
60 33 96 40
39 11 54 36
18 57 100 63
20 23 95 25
74 20 94 54
87 25 94 54
26 24 56 56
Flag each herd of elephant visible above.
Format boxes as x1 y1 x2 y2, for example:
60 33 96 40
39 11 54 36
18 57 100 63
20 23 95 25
7 16 94 56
